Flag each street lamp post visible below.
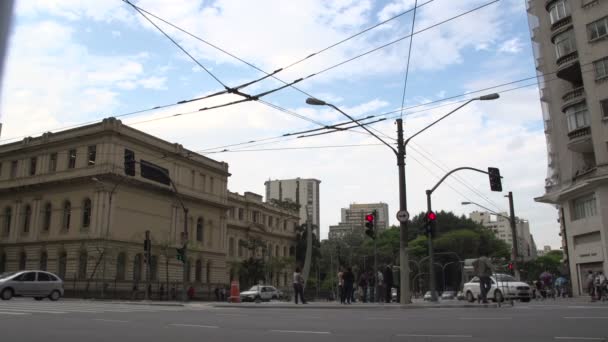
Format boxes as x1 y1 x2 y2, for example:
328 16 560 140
441 261 457 292
306 93 499 305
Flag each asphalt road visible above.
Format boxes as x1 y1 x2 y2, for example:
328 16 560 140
1 298 607 342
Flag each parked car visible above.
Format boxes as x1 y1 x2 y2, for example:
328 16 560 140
423 291 433 301
441 291 457 300
0 270 64 301
463 274 531 302
456 291 465 300
240 285 282 302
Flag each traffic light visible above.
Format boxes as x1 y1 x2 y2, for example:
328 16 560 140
176 247 185 262
364 212 376 239
488 167 502 192
508 262 514 271
425 211 437 238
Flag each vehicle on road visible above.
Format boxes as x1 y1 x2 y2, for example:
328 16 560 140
240 285 282 302
0 270 64 301
463 274 531 302
441 291 457 300
456 291 465 300
423 291 433 301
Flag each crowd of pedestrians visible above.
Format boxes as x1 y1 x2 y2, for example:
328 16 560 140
336 265 396 304
585 270 607 302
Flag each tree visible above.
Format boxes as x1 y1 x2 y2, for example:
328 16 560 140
520 250 564 281
294 223 321 267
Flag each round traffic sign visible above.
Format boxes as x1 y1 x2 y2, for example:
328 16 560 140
396 210 409 222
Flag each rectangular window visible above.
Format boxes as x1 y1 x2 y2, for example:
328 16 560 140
587 16 608 41
140 160 170 185
0 162 2 177
67 149 76 169
238 208 244 221
210 177 215 194
601 99 608 118
253 211 259 223
554 30 576 59
565 102 589 132
200 174 206 191
124 149 135 176
572 194 597 220
10 160 18 178
49 153 57 172
29 157 37 176
594 58 608 80
549 0 568 24
87 145 96 166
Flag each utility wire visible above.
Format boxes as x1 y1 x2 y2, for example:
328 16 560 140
399 0 418 119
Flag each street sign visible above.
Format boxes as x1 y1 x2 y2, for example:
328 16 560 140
396 210 409 222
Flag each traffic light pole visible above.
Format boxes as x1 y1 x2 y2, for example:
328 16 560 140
373 211 378 303
396 119 411 304
507 192 521 280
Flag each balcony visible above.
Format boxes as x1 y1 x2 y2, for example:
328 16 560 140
556 51 582 84
567 126 593 153
561 87 585 112
551 15 572 32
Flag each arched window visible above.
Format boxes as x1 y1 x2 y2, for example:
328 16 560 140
0 252 6 273
22 205 31 233
275 245 279 257
82 198 92 228
78 250 88 279
238 240 244 258
42 203 52 232
63 201 71 230
116 252 126 280
3 207 11 236
206 261 211 284
19 251 26 270
133 254 142 282
58 251 67 279
228 237 235 257
39 251 48 271
283 246 287 258
196 217 203 242
195 259 202 282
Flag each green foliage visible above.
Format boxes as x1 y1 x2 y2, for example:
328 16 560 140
269 198 301 212
295 223 321 266
520 250 565 281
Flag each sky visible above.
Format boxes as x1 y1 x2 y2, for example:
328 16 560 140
0 0 560 248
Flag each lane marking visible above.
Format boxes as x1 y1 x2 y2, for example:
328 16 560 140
270 330 331 335
555 337 605 341
397 334 472 338
0 311 29 315
564 317 608 320
93 319 129 323
0 308 67 314
215 313 246 317
459 317 512 320
168 324 219 329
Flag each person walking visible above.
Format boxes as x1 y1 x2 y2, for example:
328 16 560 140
293 266 307 304
358 272 369 303
376 269 385 303
595 271 606 301
214 287 220 301
343 267 355 304
159 284 164 301
338 268 345 304
384 265 394 303
472 256 493 304
586 270 596 301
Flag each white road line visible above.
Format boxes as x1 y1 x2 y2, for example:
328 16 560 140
93 319 129 323
459 317 512 320
564 317 608 319
0 308 67 314
270 330 331 335
168 324 219 329
554 337 605 341
0 311 30 315
397 334 473 338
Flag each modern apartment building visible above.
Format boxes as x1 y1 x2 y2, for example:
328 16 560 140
528 0 608 295
264 178 321 238
0 118 297 297
469 211 537 261
328 202 389 239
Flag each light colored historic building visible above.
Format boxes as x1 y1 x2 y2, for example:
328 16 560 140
528 0 608 295
469 211 537 261
328 202 389 239
0 118 297 298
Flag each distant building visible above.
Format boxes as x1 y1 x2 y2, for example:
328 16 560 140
329 202 389 239
264 178 321 238
469 211 536 261
537 245 553 257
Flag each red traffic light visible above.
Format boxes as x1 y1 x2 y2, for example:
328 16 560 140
365 214 374 222
508 263 514 270
427 211 437 221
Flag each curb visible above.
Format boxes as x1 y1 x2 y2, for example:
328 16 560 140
210 303 500 310
70 299 185 307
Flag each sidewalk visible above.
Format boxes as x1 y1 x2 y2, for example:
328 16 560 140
209 300 500 309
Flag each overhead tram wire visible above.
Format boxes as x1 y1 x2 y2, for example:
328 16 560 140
399 0 418 119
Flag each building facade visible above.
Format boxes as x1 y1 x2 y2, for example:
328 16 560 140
0 118 297 298
264 178 321 238
469 211 537 261
528 0 608 295
329 202 389 239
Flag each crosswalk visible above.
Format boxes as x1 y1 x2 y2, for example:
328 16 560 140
0 299 192 316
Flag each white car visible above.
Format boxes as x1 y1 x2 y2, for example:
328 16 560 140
240 285 282 302
0 270 64 301
463 274 531 302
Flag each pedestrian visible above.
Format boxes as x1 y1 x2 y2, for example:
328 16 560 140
377 269 385 303
159 284 164 301
170 285 176 300
187 285 195 300
472 255 493 304
535 280 543 300
220 286 227 302
585 270 595 301
131 283 138 300
343 267 355 304
338 268 345 304
358 272 368 303
595 271 606 301
214 287 220 301
384 265 394 303
293 266 307 304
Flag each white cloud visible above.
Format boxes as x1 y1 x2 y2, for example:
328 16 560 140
111 30 122 37
498 37 523 54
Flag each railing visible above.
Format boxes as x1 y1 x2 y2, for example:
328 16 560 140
567 126 591 139
556 50 579 68
562 87 585 102
551 16 572 31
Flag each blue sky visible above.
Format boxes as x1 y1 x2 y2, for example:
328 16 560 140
0 0 560 247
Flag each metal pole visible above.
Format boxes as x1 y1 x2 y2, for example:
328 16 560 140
100 192 112 299
507 192 521 280
302 205 313 288
182 208 189 302
426 190 437 301
145 230 150 301
396 119 411 304
373 212 378 303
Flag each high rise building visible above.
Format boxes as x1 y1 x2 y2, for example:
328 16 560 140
527 0 608 295
265 178 321 238
329 202 389 239
469 211 536 261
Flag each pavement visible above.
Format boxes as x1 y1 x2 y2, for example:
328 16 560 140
1 297 607 341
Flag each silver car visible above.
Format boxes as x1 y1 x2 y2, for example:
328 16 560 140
0 270 64 301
